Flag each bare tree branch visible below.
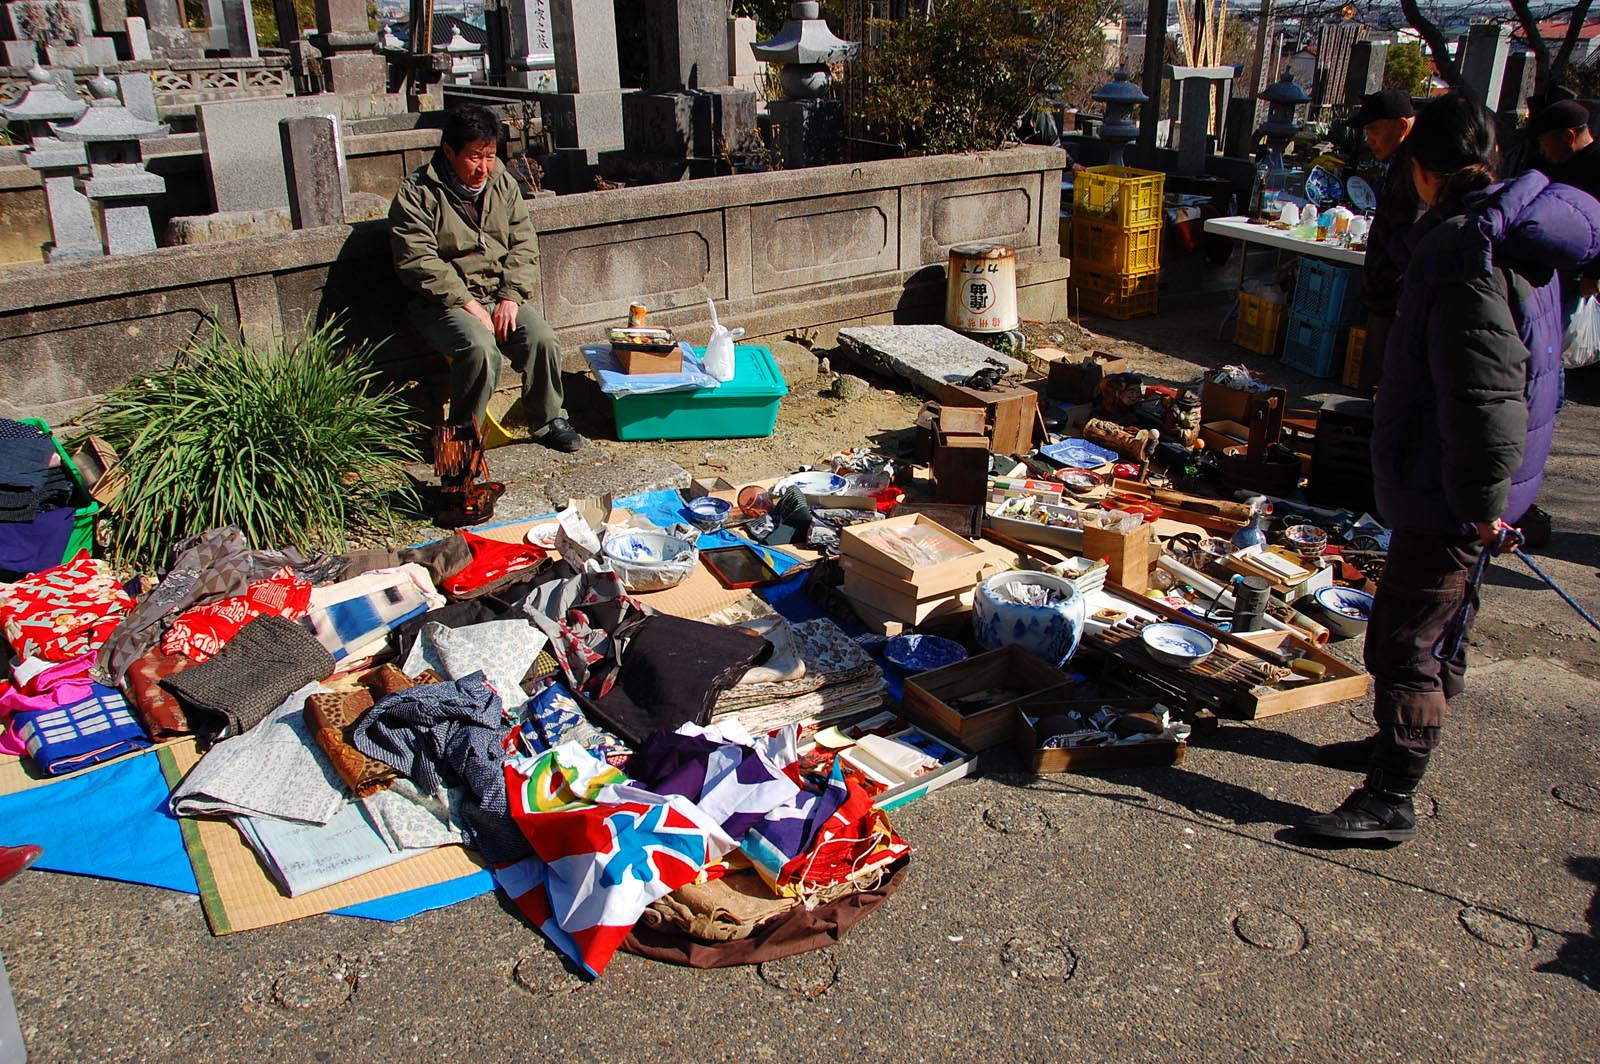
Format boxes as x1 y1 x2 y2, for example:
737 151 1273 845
1398 0 1470 97
1553 0 1596 81
1509 0 1555 94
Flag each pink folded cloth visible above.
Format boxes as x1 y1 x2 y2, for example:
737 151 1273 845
0 652 97 755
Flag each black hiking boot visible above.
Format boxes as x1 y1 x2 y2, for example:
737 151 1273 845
1301 785 1418 844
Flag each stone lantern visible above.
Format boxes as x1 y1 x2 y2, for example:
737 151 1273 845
1256 69 1310 172
1093 67 1146 166
3 65 101 261
51 72 170 256
752 1 858 168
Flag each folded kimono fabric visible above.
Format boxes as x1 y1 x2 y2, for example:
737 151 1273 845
514 680 628 763
402 619 546 716
588 615 772 748
0 553 135 662
440 532 547 599
711 675 887 737
0 506 75 577
169 684 346 824
123 646 197 738
234 801 434 897
350 673 525 861
161 566 313 662
301 575 433 663
714 618 878 708
0 653 96 755
94 525 346 687
302 667 444 797
725 616 807 686
161 614 335 741
14 683 151 776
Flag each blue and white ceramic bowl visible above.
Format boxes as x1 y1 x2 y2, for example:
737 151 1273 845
686 496 732 530
774 471 847 498
1140 622 1216 668
601 530 694 565
883 634 969 674
1313 585 1374 639
972 571 1088 665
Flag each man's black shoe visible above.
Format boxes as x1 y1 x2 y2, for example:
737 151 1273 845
1301 785 1418 844
538 417 584 453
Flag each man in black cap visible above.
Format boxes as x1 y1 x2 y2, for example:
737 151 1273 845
1534 99 1600 221
1351 88 1419 393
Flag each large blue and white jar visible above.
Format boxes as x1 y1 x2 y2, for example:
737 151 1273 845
972 571 1089 665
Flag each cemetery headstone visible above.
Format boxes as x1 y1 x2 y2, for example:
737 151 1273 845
198 96 346 212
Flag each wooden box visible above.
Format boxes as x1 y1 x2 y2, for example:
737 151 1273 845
1234 629 1369 718
840 558 983 626
1082 522 1153 593
934 433 990 505
840 513 990 588
939 379 1040 457
902 644 1079 751
615 342 685 374
1014 697 1186 773
1046 351 1131 402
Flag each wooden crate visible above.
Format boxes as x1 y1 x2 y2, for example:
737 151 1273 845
939 379 1041 458
1082 523 1153 593
839 513 990 586
1014 699 1186 773
902 644 1079 751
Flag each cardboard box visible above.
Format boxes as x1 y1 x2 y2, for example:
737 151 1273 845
1200 380 1285 442
902 644 1080 751
1014 698 1186 773
1200 419 1251 452
1082 522 1153 593
840 513 991 587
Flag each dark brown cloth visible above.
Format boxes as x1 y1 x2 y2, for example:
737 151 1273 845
620 858 908 969
304 666 444 795
589 614 772 747
123 647 197 738
161 614 335 741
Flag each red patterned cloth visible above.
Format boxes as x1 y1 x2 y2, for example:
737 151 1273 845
0 552 134 663
440 532 545 597
160 566 312 662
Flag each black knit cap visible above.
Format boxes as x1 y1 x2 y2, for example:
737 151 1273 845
1352 88 1416 127
1530 98 1592 136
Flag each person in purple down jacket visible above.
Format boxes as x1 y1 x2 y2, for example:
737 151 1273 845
1303 93 1600 845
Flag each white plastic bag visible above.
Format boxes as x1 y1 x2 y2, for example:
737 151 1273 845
1562 295 1600 369
703 298 744 382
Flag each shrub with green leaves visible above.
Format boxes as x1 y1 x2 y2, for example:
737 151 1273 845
87 318 421 570
853 0 1108 156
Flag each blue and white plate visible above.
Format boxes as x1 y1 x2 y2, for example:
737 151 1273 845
1306 165 1344 204
774 471 847 498
1140 622 1216 669
1040 438 1119 469
1313 585 1374 639
1346 174 1376 212
883 634 969 674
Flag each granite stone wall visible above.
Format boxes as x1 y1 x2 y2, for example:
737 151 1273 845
0 145 1070 425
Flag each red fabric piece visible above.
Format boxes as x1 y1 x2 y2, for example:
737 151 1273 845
440 532 545 596
0 552 134 662
160 565 312 662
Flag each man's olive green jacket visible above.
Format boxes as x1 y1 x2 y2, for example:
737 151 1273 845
388 154 538 309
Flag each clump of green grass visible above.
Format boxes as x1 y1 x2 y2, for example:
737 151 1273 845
88 317 420 569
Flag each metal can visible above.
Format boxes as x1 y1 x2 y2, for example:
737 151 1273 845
628 302 648 327
945 243 1019 334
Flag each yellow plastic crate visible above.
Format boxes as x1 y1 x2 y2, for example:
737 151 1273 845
1342 326 1367 387
1072 219 1162 277
1073 268 1159 320
1233 290 1289 356
1072 166 1166 229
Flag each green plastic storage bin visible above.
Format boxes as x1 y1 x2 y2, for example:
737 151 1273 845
20 418 99 564
610 345 789 441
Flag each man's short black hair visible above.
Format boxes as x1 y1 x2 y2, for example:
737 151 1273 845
442 105 503 153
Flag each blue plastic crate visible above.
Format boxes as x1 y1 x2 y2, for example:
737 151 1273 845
1290 258 1363 326
1281 313 1345 378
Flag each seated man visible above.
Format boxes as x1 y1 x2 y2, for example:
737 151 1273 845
389 104 583 524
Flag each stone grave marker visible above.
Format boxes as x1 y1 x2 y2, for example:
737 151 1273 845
835 325 1024 398
198 96 346 212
